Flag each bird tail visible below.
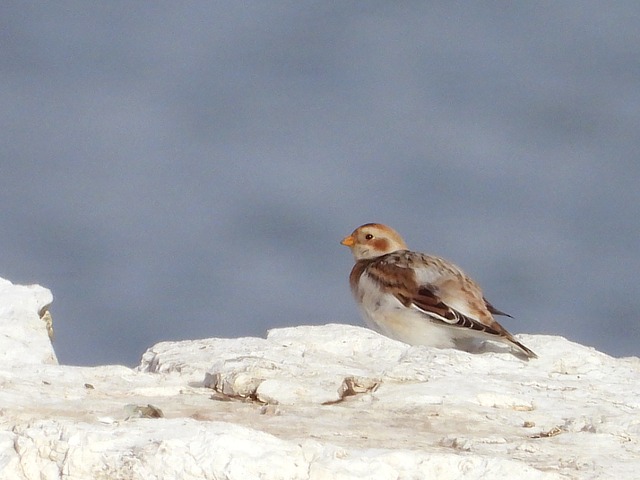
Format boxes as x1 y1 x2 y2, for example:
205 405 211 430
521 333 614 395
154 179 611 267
509 336 538 360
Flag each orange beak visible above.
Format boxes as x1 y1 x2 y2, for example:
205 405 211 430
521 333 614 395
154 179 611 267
340 235 355 247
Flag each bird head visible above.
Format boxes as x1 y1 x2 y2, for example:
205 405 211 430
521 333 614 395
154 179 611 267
341 223 408 260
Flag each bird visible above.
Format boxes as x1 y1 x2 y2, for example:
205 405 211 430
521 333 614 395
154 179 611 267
340 223 537 359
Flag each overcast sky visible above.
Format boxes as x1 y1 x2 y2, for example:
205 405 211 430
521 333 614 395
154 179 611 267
2 2 639 366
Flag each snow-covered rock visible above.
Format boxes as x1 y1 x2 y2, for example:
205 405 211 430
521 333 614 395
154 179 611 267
1 277 639 479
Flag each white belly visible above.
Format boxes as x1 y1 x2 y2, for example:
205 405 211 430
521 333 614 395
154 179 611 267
356 274 458 349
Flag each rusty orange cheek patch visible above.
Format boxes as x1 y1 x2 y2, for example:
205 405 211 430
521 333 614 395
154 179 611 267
372 238 389 251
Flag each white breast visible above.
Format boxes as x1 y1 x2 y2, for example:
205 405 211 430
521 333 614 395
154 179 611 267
354 272 458 348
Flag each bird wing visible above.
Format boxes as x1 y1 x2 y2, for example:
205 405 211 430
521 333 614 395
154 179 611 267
410 284 510 337
363 251 537 359
369 251 510 337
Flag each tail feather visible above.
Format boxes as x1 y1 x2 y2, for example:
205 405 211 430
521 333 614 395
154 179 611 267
508 336 538 359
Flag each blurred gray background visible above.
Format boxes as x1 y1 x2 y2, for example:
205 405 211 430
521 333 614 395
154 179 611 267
2 2 639 366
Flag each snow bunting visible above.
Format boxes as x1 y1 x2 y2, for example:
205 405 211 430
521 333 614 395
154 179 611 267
341 223 537 359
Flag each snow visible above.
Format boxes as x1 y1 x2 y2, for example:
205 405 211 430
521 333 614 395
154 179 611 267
1 277 639 479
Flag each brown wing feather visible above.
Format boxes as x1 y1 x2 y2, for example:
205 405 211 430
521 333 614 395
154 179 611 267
411 287 537 358
412 286 509 337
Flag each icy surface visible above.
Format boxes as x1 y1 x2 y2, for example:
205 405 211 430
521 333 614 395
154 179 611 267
1 277 639 479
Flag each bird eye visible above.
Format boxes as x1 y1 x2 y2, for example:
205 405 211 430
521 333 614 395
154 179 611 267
365 234 374 240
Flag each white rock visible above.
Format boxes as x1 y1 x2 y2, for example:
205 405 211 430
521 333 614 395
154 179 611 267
0 277 56 365
1 276 639 479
